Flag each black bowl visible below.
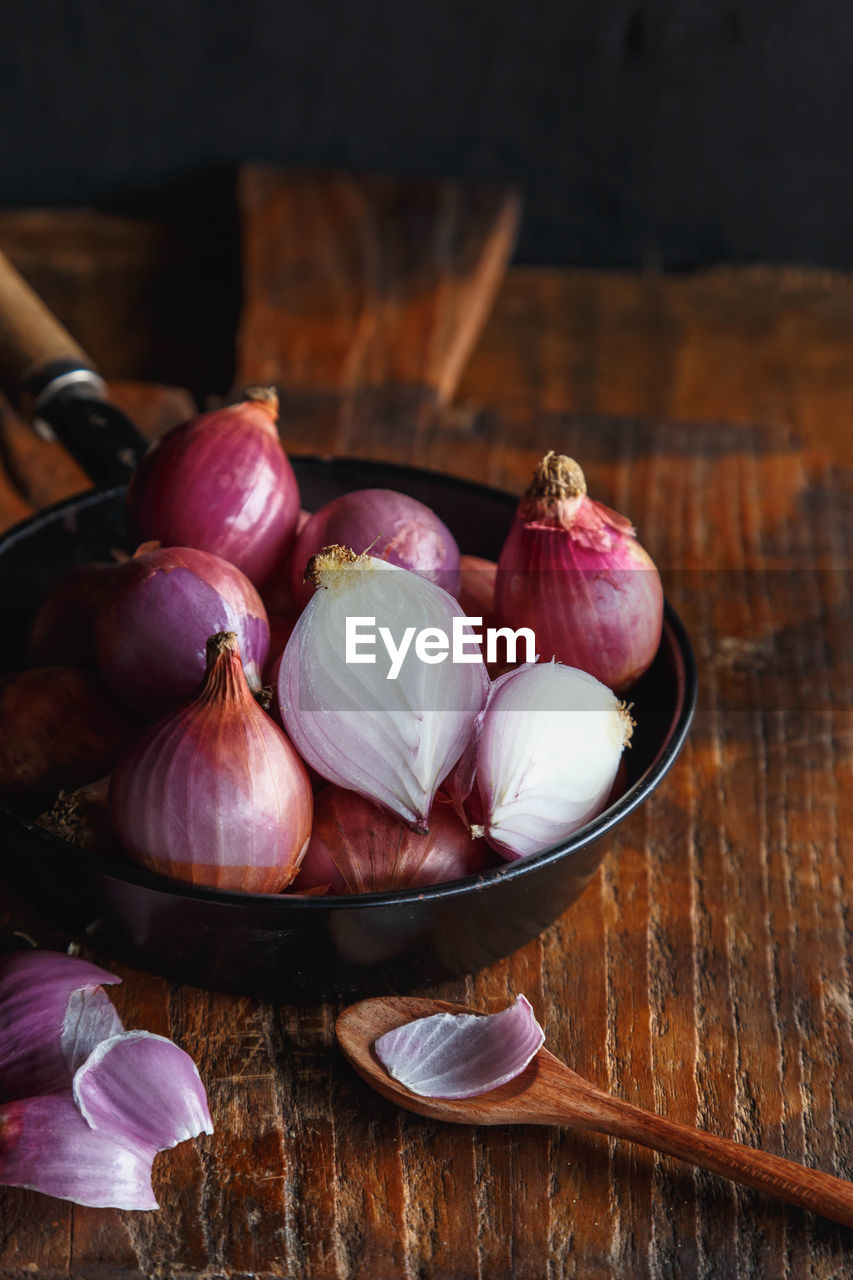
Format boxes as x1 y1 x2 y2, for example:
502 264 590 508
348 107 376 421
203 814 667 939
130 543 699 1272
0 459 696 1000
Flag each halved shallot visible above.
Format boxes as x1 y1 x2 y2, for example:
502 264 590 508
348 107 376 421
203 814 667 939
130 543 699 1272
451 662 634 860
278 547 488 832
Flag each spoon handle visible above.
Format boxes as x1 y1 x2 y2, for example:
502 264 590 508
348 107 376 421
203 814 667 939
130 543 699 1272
563 1084 853 1227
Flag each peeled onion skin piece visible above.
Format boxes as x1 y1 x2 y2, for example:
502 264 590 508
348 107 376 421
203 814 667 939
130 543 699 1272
0 950 213 1211
0 1034 213 1211
73 1031 213 1154
94 545 270 720
127 390 301 587
109 632 313 893
374 995 545 1099
0 950 120 1104
0 1093 159 1211
290 787 495 894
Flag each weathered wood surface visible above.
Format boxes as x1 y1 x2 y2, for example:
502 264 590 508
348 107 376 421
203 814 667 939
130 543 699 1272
1 188 852 1278
457 265 853 467
236 165 521 456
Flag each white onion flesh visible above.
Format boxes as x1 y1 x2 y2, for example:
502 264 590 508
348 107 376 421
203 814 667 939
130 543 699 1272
469 662 633 860
278 552 489 830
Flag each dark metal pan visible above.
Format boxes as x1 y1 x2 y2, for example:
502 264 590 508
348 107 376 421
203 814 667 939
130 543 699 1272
0 253 697 1000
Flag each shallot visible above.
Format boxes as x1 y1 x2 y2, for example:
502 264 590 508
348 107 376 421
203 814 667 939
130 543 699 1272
94 544 269 718
291 788 493 893
127 389 300 586
0 667 136 807
452 662 633 860
109 631 312 892
288 488 461 606
496 453 663 691
28 561 118 666
278 546 488 831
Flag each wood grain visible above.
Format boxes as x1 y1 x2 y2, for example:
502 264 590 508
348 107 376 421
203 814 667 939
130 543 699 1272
236 165 521 452
457 265 853 466
338 997 853 1226
0 201 852 1278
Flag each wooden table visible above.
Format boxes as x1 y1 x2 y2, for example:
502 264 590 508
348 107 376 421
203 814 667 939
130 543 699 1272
0 171 851 1279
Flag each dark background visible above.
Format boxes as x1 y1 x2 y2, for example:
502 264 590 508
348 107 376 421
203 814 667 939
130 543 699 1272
2 0 851 268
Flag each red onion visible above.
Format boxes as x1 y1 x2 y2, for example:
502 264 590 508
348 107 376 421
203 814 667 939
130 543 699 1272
0 667 137 808
28 562 118 666
496 453 664 692
288 489 461 606
290 788 493 894
94 544 269 719
127 389 300 586
109 632 312 893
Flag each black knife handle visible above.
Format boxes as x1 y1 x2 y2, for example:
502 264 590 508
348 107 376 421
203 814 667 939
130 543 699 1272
0 252 150 486
36 392 150 488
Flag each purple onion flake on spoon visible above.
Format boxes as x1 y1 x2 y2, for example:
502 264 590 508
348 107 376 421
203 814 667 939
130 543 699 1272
374 994 545 1099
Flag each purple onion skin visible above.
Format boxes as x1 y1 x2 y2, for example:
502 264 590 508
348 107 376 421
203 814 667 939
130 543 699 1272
109 633 312 893
28 562 118 666
288 489 461 605
290 789 493 894
127 396 300 587
94 547 269 719
497 522 663 693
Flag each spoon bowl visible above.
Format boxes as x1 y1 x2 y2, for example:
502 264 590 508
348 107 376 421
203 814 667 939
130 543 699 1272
337 995 853 1228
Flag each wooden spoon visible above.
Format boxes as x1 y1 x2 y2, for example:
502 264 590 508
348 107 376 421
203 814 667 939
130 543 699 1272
336 996 853 1228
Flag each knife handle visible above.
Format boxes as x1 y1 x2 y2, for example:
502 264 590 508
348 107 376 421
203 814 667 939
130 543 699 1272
0 249 102 409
